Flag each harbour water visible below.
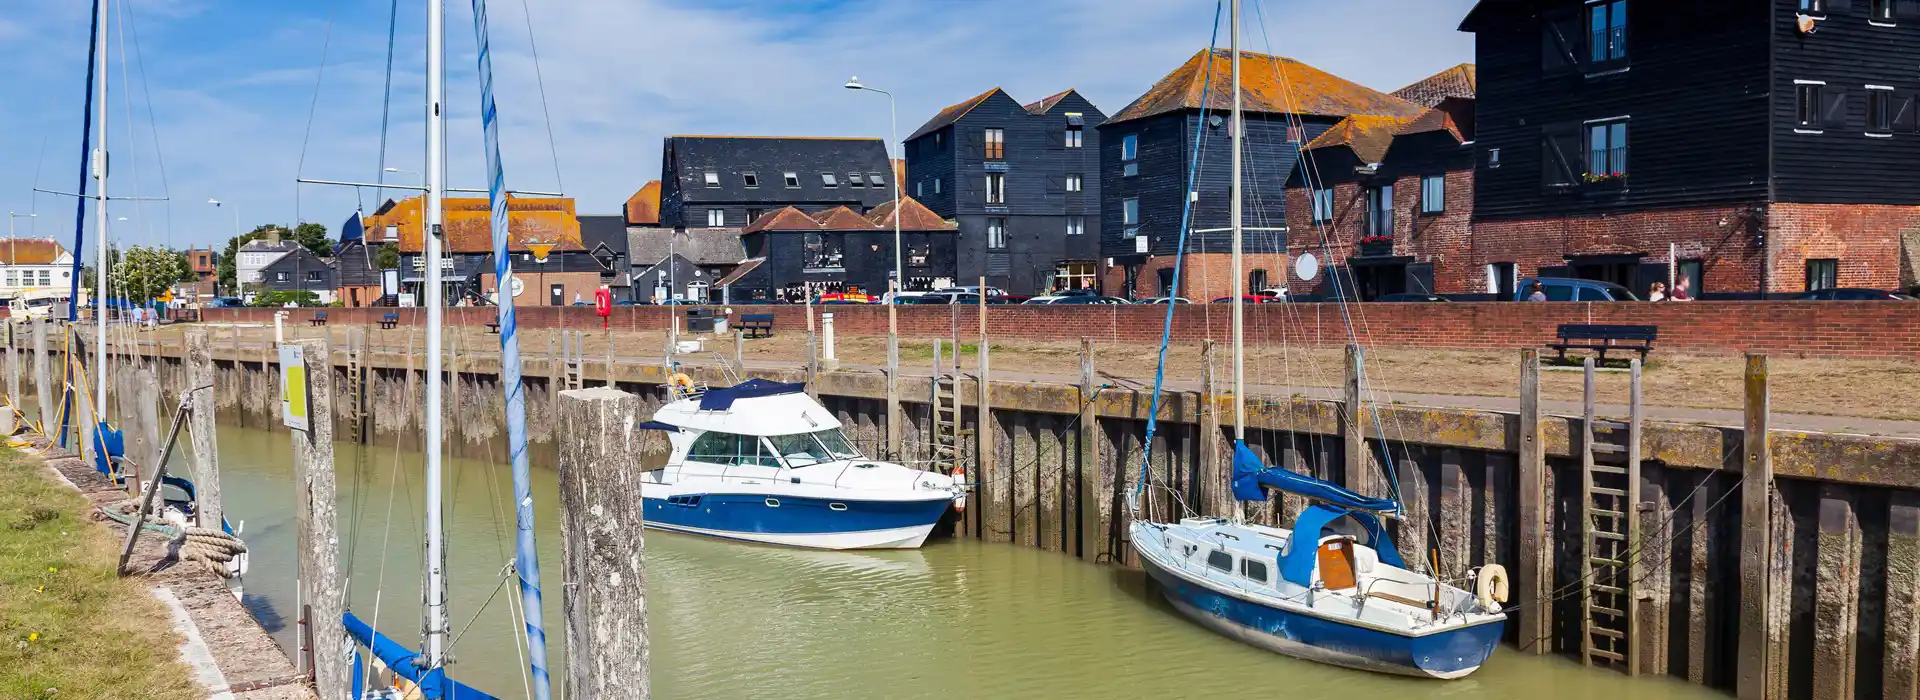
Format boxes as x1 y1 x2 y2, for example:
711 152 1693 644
201 425 1724 699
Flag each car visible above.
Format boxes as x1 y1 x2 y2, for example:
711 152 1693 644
1054 288 1100 297
1793 288 1918 301
1049 295 1130 305
1374 293 1448 302
993 294 1033 305
1023 296 1065 304
1514 278 1640 302
945 285 1007 298
1137 297 1193 304
910 293 981 305
1210 295 1279 304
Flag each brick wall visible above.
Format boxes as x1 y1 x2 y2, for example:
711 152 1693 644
1767 202 1916 292
1099 252 1291 300
205 300 1920 360
1286 169 1478 294
1473 203 1769 293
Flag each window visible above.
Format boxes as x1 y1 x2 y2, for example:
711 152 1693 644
1206 550 1234 573
688 432 775 467
1066 215 1085 236
307 271 323 282
1488 147 1502 169
2 271 13 285
1122 134 1139 177
821 172 838 188
1487 262 1517 298
40 270 50 285
275 272 288 282
907 242 931 267
1065 125 1083 148
916 181 924 198
935 132 945 150
1872 0 1894 22
1801 0 1826 12
1677 259 1703 297
804 232 845 270
1586 120 1629 178
746 208 764 224
1869 87 1894 132
1587 0 1627 65
868 172 885 188
1420 174 1446 214
1798 83 1825 129
984 128 1005 160
385 225 399 241
848 172 866 188
1066 173 1083 192
707 209 726 228
1250 269 1269 291
1241 558 1270 584
784 171 800 188
703 171 720 187
986 173 1006 204
1310 188 1335 224
1122 197 1140 235
1806 258 1838 291
742 171 759 188
987 218 1007 249
1364 185 1394 238
934 178 942 194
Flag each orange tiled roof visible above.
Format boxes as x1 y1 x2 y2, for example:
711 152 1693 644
744 207 822 233
864 197 957 230
1394 107 1466 142
367 195 584 254
0 239 69 265
743 198 955 233
1108 49 1423 125
809 206 876 230
1303 114 1417 163
625 181 661 225
1391 64 1476 108
907 87 1003 141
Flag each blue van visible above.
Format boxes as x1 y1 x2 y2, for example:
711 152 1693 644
1513 278 1640 302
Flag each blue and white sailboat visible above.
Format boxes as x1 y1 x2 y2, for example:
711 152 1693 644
1127 0 1505 679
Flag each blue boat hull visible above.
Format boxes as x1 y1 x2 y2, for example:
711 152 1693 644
642 493 951 549
1143 556 1504 678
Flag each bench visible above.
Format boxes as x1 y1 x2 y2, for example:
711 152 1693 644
1548 324 1657 363
738 313 775 339
308 311 329 327
379 312 399 330
485 316 501 334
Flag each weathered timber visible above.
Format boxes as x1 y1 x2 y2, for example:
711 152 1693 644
286 338 348 700
1518 348 1551 654
1199 340 1226 518
3 322 18 435
1037 413 1064 553
1888 491 1920 700
1079 338 1109 562
185 330 224 529
557 387 651 699
886 330 901 460
1342 344 1369 497
1811 484 1861 700
1738 354 1773 700
33 318 51 431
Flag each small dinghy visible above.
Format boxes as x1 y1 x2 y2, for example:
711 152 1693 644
640 379 965 550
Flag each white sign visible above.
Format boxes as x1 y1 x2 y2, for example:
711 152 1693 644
1295 252 1320 281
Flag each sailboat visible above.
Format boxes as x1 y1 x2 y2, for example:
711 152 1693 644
1126 0 1506 679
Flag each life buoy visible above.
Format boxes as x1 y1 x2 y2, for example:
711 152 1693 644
669 373 695 390
951 468 967 511
1477 564 1510 611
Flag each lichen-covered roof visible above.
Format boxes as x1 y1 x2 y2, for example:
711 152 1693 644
906 87 1004 142
1394 107 1466 142
864 197 957 230
1303 114 1417 163
624 181 660 226
373 195 583 254
743 207 821 233
1023 89 1077 115
808 206 875 230
1106 49 1423 125
1391 64 1476 108
0 239 70 265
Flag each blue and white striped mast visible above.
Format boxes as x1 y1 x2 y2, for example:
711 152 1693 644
471 0 552 696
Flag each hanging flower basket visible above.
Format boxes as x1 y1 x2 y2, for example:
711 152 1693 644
1357 235 1393 257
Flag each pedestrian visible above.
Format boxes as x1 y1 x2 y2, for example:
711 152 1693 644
1648 281 1668 302
1525 281 1548 302
1671 275 1694 301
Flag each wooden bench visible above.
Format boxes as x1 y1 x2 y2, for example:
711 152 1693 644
1548 324 1657 363
379 312 399 330
485 317 501 334
738 313 775 339
308 311 329 327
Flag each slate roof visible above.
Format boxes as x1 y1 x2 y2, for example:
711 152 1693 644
1303 114 1418 163
0 239 71 265
625 181 661 225
578 215 629 255
1391 64 1476 108
1106 49 1424 125
663 136 894 207
626 226 746 267
906 87 1003 142
1023 89 1078 115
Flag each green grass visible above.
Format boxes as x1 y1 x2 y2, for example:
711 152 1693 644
0 450 197 700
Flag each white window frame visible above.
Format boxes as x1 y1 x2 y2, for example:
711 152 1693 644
848 172 866 188
821 172 839 188
868 172 885 188
707 209 726 228
1122 134 1138 160
1420 174 1446 214
1066 173 1083 192
934 178 942 194
703 171 720 187
1066 215 1085 236
987 218 1007 249
916 181 923 198
1065 126 1083 148
986 173 1006 204
1310 188 1334 224
784 171 801 188
742 171 760 188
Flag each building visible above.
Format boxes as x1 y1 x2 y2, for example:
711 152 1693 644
625 180 662 226
256 247 337 304
362 195 588 305
1285 65 1478 299
234 238 300 292
903 87 1106 295
185 247 217 300
657 136 895 231
0 238 76 304
1459 0 1920 297
722 197 958 302
627 227 746 303
1099 49 1426 300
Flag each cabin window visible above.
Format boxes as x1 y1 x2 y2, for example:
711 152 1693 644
703 171 720 187
984 128 1005 160
767 432 833 466
1310 188 1334 224
987 218 1008 249
1871 0 1895 22
784 171 800 188
707 209 726 228
848 172 866 188
1065 125 1084 148
986 173 1007 204
1363 185 1394 238
1586 120 1629 179
821 172 839 188
1241 558 1270 584
1066 215 1086 236
1122 134 1139 177
1586 0 1628 66
1868 87 1894 133
688 432 765 466
1806 259 1838 291
1066 173 1083 192
742 171 759 188
868 172 886 188
1206 550 1234 572
1420 174 1446 214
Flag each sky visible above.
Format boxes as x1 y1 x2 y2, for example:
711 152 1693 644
0 0 1477 257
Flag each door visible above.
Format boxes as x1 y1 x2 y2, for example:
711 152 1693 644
1156 268 1176 297
1405 263 1436 295
549 284 564 306
1317 537 1359 590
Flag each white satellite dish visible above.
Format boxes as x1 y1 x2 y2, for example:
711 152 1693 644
1295 252 1320 281
509 275 526 297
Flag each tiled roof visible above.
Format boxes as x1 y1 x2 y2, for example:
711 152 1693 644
1106 49 1423 125
0 239 69 265
373 195 584 254
713 257 764 287
1023 89 1076 115
1394 107 1466 142
864 197 957 230
907 87 1003 142
1391 64 1476 108
624 181 660 225
743 207 823 233
1303 114 1417 163
808 206 876 230
743 197 955 233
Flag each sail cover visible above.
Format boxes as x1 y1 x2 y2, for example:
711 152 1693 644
698 378 807 411
1231 440 1399 513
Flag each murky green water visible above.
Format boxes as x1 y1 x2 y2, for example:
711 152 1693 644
195 426 1726 699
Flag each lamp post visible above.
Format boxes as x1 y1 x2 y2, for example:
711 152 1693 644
384 167 423 185
843 76 902 300
206 198 240 237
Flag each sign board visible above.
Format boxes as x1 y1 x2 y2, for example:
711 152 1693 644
381 268 400 296
280 345 310 432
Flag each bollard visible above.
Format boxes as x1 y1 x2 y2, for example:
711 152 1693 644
273 311 286 348
557 387 651 699
285 338 348 700
822 312 838 370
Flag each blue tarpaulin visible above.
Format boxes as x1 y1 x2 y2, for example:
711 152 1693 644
1230 440 1400 513
1280 504 1407 586
344 612 498 699
697 378 807 411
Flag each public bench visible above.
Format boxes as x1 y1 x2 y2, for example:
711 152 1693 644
738 313 775 339
1548 324 1657 363
308 311 329 327
379 312 399 330
485 314 501 334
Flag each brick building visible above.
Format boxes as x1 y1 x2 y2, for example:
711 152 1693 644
362 195 590 306
1460 0 1920 297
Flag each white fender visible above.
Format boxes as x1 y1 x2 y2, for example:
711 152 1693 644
1477 564 1510 611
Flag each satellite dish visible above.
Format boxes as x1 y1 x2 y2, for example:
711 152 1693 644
1295 253 1320 281
509 275 525 297
1209 115 1225 128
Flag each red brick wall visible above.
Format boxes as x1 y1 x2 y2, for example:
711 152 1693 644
1287 169 1478 294
1767 202 1915 292
204 301 1920 360
1099 252 1291 301
1472 203 1769 294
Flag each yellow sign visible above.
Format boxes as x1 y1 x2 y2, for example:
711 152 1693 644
280 345 309 431
527 242 555 262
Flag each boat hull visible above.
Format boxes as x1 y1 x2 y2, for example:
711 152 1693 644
641 493 950 550
1141 554 1504 679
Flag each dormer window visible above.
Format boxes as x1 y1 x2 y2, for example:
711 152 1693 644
703 171 720 187
742 171 760 188
821 172 839 188
848 172 866 188
868 172 885 188
784 171 800 188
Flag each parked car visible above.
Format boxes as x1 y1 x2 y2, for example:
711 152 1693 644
992 295 1033 305
1023 296 1065 305
1050 295 1129 305
1793 288 1918 301
1374 293 1448 302
1137 297 1193 304
911 293 981 305
1513 278 1640 302
1210 295 1279 304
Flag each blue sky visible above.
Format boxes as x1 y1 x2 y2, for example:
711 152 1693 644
0 0 1476 256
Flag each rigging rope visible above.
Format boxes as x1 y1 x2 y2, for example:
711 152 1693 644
372 0 400 209
292 0 344 227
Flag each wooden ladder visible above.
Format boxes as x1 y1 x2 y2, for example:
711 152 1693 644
563 330 585 391
1579 356 1643 673
345 328 368 444
929 339 968 476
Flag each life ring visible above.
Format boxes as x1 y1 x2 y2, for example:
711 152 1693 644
1477 564 1510 611
669 373 695 390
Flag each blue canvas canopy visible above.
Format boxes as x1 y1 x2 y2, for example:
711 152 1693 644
698 378 807 411
1279 504 1407 587
1231 440 1400 513
345 612 498 699
636 420 680 432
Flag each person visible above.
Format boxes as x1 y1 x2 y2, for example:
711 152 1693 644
1648 281 1668 302
1671 275 1694 301
1525 281 1548 302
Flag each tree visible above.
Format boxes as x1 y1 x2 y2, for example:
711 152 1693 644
251 290 318 307
173 250 198 283
107 246 187 304
293 222 331 257
375 243 400 270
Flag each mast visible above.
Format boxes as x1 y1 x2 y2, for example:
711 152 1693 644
422 0 449 670
1229 0 1246 441
92 0 110 444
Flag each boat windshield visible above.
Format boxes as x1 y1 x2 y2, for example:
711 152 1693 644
766 429 862 466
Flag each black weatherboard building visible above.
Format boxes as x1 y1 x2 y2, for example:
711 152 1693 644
658 136 896 230
257 247 336 302
905 88 1106 295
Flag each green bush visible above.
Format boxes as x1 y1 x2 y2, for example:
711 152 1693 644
251 290 320 307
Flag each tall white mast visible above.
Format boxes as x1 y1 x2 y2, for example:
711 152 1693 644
422 0 450 669
92 0 110 438
1229 0 1246 441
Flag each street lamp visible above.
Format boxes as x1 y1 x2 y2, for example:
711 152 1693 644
384 167 424 185
206 198 241 237
843 76 902 301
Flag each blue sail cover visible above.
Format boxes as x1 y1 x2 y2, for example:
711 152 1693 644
344 612 499 699
1281 504 1407 586
698 378 807 411
1231 440 1399 513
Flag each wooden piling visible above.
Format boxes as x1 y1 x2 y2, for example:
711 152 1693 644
1037 414 1064 553
1438 448 1471 582
1811 484 1861 699
1737 353 1774 700
1012 415 1037 548
1685 472 1717 685
1635 466 1673 677
979 325 1006 543
1342 344 1371 497
3 322 18 435
556 386 651 699
33 318 50 431
886 332 901 460
1199 340 1224 518
185 330 224 529
1517 348 1551 654
1077 338 1107 561
131 368 162 495
806 330 819 399
286 338 348 700
1886 491 1920 700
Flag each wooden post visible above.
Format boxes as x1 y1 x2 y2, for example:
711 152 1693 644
557 387 651 699
734 329 745 374
1810 484 1861 700
33 318 50 432
286 338 348 700
886 330 901 460
185 330 224 529
132 368 162 496
1517 348 1551 654
1737 353 1774 700
1886 491 1920 700
1077 338 1104 561
978 281 1005 543
1199 340 1224 517
353 327 371 444
805 330 820 398
1342 343 1371 496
